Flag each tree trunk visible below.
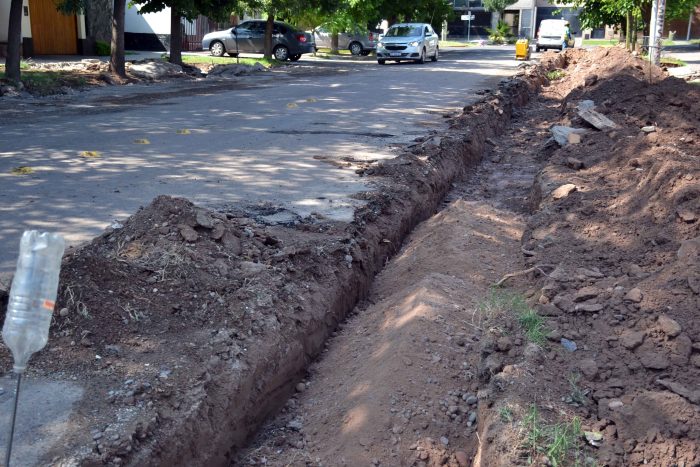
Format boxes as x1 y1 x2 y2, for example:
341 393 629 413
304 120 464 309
264 13 274 59
111 0 126 78
5 0 23 82
630 16 636 51
331 32 339 53
625 11 632 50
651 0 666 64
170 8 183 64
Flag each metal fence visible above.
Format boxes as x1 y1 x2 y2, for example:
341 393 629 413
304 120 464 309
181 16 219 51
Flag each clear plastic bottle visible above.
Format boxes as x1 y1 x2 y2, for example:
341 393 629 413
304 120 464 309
2 231 65 372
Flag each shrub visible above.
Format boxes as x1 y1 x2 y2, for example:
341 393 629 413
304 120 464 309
96 40 110 56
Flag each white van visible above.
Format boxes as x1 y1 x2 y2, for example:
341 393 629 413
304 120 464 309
536 19 574 51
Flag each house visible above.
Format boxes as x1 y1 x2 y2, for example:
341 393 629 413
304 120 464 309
0 0 111 57
448 0 580 40
125 4 221 52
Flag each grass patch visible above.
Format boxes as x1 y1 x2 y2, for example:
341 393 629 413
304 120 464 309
499 405 514 423
0 68 88 95
660 56 687 67
522 405 584 466
582 39 619 47
478 289 547 344
439 40 476 47
315 47 352 55
178 55 280 68
11 166 34 175
546 69 566 81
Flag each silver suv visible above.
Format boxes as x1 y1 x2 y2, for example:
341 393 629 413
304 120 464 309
312 26 379 56
376 23 439 65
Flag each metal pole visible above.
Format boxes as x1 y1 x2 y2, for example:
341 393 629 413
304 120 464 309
468 11 472 42
4 372 22 467
652 0 667 65
687 10 693 41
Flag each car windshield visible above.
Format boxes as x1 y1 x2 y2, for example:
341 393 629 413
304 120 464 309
385 26 422 37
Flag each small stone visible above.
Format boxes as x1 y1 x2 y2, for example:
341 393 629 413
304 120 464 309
455 451 469 467
638 351 670 370
295 382 306 393
547 329 562 341
657 315 682 337
561 338 577 352
195 210 214 229
221 231 242 255
620 330 645 349
575 303 604 313
179 225 198 242
344 254 353 263
608 400 624 409
92 432 103 441
579 358 598 379
584 74 598 86
566 157 584 170
466 395 478 405
467 411 477 424
440 436 449 446
624 288 643 303
641 125 656 133
574 286 600 302
418 451 429 460
286 418 303 431
567 132 582 144
691 354 700 368
497 336 512 352
210 223 225 240
552 183 577 200
59 307 69 317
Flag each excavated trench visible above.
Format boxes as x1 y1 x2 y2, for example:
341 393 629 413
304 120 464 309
135 66 555 467
2 58 559 467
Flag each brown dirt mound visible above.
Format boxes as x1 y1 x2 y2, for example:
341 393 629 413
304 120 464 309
475 47 700 466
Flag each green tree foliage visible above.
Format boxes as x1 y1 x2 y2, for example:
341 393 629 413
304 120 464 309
483 0 518 18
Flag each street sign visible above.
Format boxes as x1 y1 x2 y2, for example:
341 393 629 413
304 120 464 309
461 14 475 20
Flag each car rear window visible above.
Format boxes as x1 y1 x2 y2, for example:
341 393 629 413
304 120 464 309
386 26 422 37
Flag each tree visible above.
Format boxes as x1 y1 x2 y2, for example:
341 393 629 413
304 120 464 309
4 0 23 82
136 0 241 64
483 0 517 22
112 0 127 77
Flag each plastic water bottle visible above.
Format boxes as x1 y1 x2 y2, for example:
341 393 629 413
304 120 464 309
2 231 65 372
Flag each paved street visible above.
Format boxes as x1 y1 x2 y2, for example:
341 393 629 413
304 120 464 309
0 47 519 279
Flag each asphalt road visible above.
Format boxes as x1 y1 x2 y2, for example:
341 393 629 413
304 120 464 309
0 47 520 280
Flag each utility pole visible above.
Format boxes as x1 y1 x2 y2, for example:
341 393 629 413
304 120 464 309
649 0 658 55
651 0 666 65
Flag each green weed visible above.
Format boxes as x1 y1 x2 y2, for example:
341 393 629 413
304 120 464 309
660 56 687 67
177 55 280 68
522 404 584 466
546 69 566 80
478 289 547 344
499 405 514 423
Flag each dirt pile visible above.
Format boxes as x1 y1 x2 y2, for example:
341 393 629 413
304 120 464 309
0 61 544 465
474 46 700 466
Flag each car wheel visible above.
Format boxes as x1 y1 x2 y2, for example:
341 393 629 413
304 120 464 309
349 42 363 56
210 41 225 57
273 45 290 61
361 50 371 56
378 59 386 65
416 48 425 64
289 54 302 61
431 47 439 62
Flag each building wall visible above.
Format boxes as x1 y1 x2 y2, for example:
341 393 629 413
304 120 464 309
125 4 171 51
0 0 33 42
665 6 700 39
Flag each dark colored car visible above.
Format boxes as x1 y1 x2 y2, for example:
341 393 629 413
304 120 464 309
202 20 315 61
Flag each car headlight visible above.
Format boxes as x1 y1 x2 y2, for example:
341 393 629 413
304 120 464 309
409 41 419 47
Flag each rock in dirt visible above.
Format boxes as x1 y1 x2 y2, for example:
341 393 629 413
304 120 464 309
677 236 700 262
624 288 643 303
496 336 513 352
691 354 700 368
579 358 598 379
552 183 577 200
574 286 600 302
641 125 657 133
578 106 618 130
221 231 242 255
656 379 700 404
566 157 584 170
638 351 670 370
551 126 587 146
561 338 577 352
195 210 214 229
620 330 645 349
179 225 198 242
657 315 682 337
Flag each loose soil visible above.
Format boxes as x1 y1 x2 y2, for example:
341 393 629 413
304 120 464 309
237 46 700 467
1 46 698 467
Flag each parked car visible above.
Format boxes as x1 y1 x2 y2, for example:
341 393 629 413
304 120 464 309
535 19 574 51
376 23 439 65
312 25 380 55
202 20 315 61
